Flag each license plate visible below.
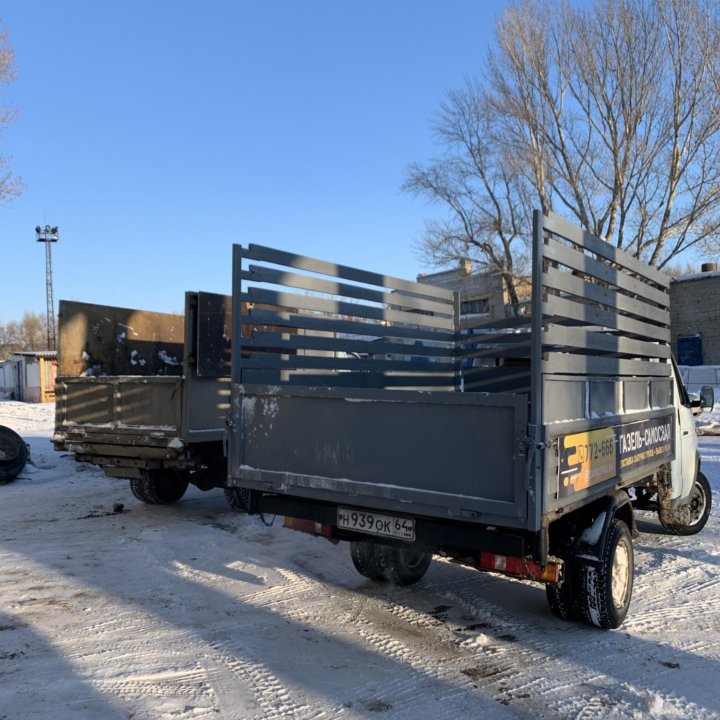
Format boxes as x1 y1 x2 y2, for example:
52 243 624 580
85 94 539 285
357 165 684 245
337 507 415 541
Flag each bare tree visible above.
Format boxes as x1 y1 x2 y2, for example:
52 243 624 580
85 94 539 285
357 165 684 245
407 0 720 291
0 313 47 360
404 81 532 314
0 24 21 205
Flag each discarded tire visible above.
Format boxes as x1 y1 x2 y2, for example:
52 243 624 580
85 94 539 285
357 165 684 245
0 425 29 483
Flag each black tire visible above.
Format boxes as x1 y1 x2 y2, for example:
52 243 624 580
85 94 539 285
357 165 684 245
0 425 29 483
349 541 386 581
376 545 432 586
546 561 581 621
660 472 712 536
578 519 634 629
224 487 252 513
130 469 189 505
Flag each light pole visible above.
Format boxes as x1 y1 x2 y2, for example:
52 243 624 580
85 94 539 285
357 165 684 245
35 225 59 350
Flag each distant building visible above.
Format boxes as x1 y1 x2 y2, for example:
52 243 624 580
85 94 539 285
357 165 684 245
670 264 720 365
0 351 57 402
417 259 530 322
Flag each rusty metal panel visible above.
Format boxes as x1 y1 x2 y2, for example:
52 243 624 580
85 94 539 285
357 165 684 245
57 300 184 377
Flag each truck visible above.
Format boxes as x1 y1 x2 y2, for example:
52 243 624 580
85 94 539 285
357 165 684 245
226 210 713 629
53 292 246 506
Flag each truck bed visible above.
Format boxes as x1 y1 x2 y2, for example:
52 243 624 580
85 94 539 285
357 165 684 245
55 376 184 462
228 212 674 539
53 295 232 480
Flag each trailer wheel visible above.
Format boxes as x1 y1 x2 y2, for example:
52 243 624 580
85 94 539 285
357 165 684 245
579 519 633 629
130 469 189 505
376 545 432 586
659 472 712 536
0 425 29 483
224 487 252 513
349 541 385 581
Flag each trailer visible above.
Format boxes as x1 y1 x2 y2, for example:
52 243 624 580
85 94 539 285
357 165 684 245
53 292 235 504
226 211 713 629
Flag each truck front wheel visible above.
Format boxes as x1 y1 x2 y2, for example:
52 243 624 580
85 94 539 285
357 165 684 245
130 469 189 505
659 472 712 536
579 519 633 629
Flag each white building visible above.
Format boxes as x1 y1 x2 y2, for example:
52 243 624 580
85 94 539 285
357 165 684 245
0 351 57 402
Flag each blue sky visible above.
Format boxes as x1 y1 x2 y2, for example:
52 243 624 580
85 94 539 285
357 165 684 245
0 1 507 323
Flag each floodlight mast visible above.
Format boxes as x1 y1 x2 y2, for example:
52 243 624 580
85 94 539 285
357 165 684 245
35 225 59 350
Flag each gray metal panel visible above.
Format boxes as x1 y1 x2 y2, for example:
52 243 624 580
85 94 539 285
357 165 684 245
240 369 455 390
245 308 456 344
183 375 230 440
242 243 454 301
542 353 672 377
462 369 531 393
624 380 649 412
651 378 673 408
543 266 670 326
242 266 453 316
246 331 455 359
543 325 670 360
460 315 532 331
543 378 586 423
543 237 670 308
543 296 669 342
231 384 530 527
196 292 232 378
589 380 622 417
241 288 455 331
56 377 182 429
233 240 458 391
542 211 670 289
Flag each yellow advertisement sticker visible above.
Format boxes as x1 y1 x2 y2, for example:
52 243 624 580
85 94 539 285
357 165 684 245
558 427 616 496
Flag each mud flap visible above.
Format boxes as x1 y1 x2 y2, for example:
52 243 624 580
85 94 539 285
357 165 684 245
573 491 635 568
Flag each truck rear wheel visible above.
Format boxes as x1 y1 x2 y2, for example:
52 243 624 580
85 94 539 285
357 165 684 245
376 545 432 586
349 541 385 581
579 519 633 629
130 469 189 505
546 561 581 621
659 472 712 536
0 426 28 483
224 487 252 513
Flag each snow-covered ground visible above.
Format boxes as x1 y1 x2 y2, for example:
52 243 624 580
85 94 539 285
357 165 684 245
1 400 719 720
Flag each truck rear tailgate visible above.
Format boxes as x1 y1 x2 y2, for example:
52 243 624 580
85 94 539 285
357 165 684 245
55 377 183 457
232 384 529 528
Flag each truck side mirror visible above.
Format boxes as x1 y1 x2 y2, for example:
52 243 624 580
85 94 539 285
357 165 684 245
700 386 715 413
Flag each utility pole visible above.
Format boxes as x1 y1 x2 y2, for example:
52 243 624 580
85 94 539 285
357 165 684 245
35 225 59 350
